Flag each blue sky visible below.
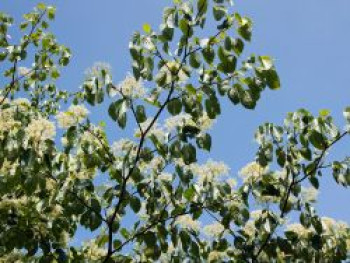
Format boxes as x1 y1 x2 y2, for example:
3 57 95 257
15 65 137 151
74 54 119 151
2 0 350 239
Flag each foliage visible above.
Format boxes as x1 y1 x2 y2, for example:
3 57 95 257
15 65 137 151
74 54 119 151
0 1 349 262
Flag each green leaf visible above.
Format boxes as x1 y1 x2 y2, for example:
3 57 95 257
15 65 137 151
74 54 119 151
143 23 152 34
205 96 220 119
184 187 196 201
265 69 280 90
167 98 182 115
108 99 128 129
237 17 252 41
80 211 102 231
213 5 226 21
189 53 201 68
196 133 211 151
259 56 273 70
47 6 56 20
130 197 141 213
136 105 147 123
309 130 326 150
37 3 46 10
197 0 208 16
202 46 215 64
182 144 197 165
161 27 174 41
319 109 330 117
233 38 244 56
179 19 190 35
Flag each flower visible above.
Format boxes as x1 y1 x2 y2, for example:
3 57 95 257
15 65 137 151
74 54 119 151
226 178 237 188
165 113 191 131
286 223 310 238
300 187 318 203
112 139 136 156
164 112 214 133
243 220 256 237
134 118 167 140
13 98 31 110
251 210 264 220
239 162 267 183
197 112 214 131
82 239 107 261
203 222 225 238
175 215 200 232
26 117 56 143
208 251 226 262
118 74 145 98
85 62 111 79
18 66 31 76
158 172 173 182
192 159 230 184
56 104 89 128
0 108 21 137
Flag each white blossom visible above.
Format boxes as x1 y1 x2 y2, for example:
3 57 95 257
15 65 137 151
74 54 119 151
112 138 136 156
243 220 256 237
164 112 214 133
208 251 226 262
251 209 264 220
13 98 31 109
226 178 237 188
197 112 214 131
158 172 173 182
118 74 145 98
203 222 225 238
135 118 167 140
192 159 230 184
0 108 20 138
85 62 111 79
301 186 318 203
82 239 107 261
26 117 56 143
175 215 200 232
286 223 310 238
56 104 89 128
239 162 267 183
18 66 31 76
165 113 191 131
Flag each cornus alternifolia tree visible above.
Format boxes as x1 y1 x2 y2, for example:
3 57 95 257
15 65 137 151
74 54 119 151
0 1 349 262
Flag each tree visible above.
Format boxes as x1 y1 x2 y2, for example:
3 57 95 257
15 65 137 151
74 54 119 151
0 1 349 262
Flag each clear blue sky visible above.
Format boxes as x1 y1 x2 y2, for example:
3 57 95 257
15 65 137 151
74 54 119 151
2 0 350 236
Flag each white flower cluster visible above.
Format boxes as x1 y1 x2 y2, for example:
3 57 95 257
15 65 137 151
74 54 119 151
158 172 173 182
25 117 56 143
112 138 136 156
18 66 31 76
191 159 230 184
13 98 31 109
158 61 189 84
0 108 21 139
56 104 89 128
0 196 29 210
85 62 111 80
321 217 348 235
300 186 318 203
165 112 214 133
208 251 227 262
82 239 107 261
0 159 19 176
117 74 145 98
175 215 201 232
203 222 225 238
286 223 310 238
239 161 268 183
135 118 167 141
